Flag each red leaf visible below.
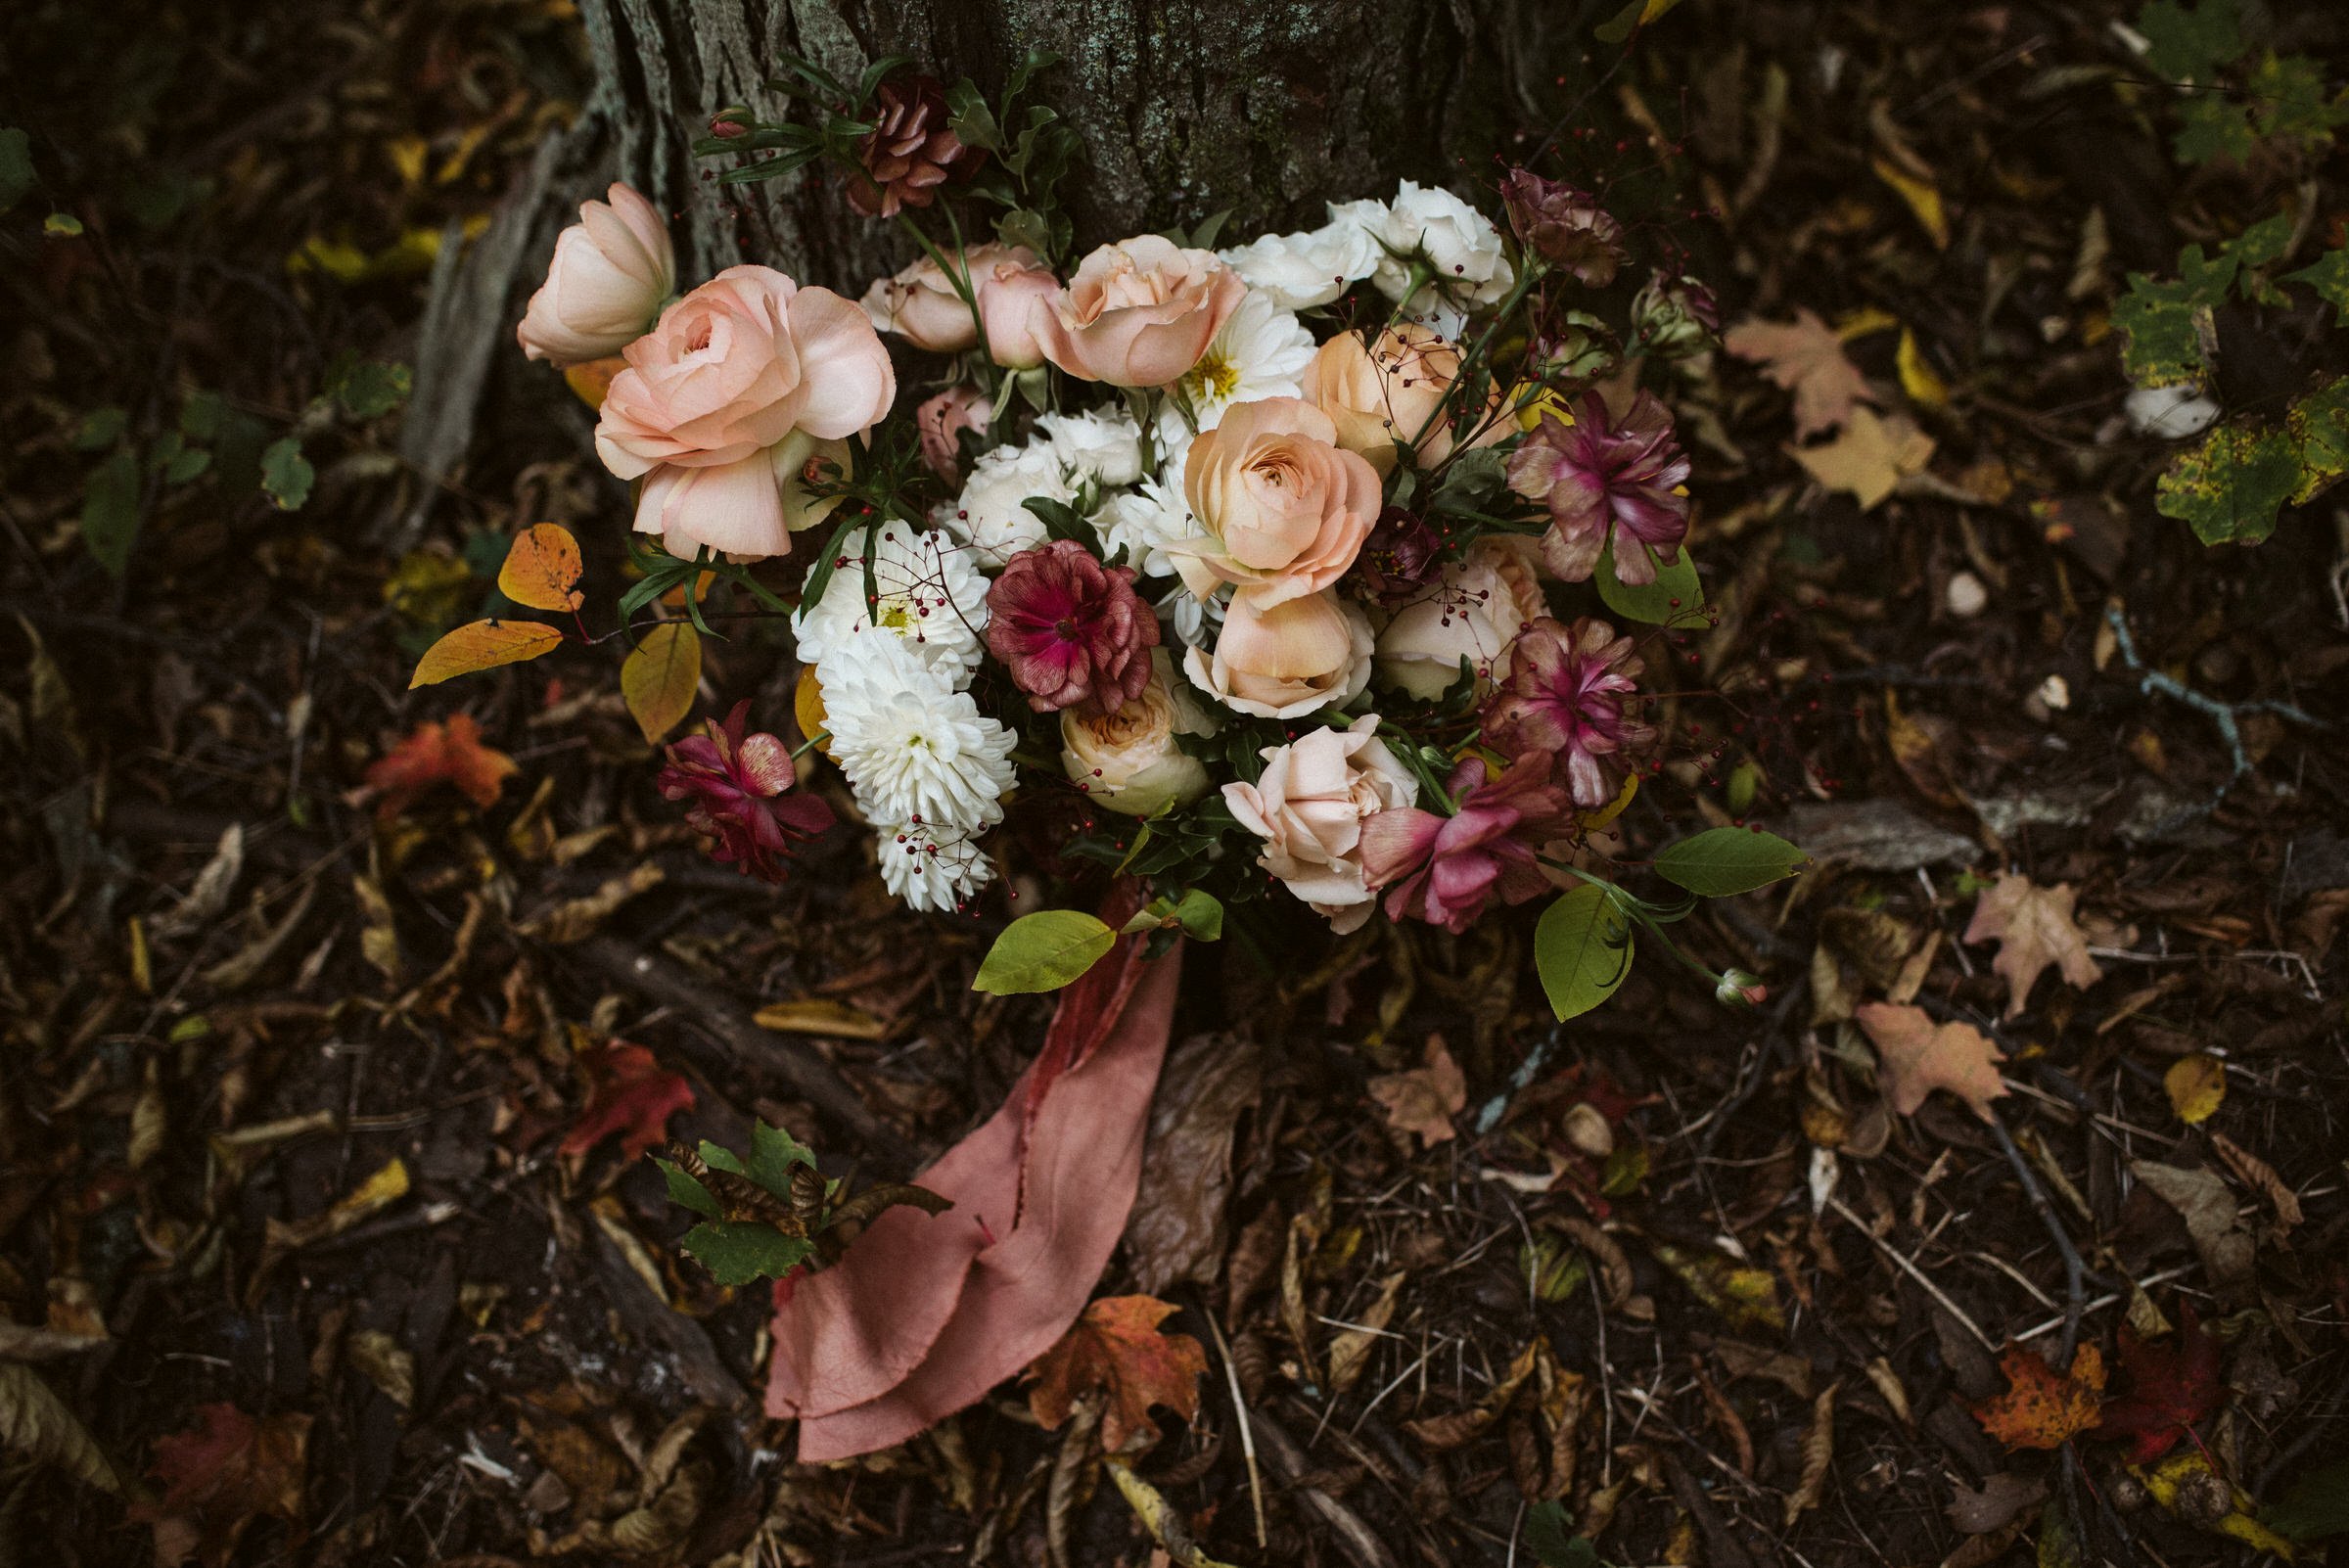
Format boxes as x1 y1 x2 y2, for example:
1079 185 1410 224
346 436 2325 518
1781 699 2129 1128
1026 1294 1208 1455
2092 1305 2224 1463
560 1040 694 1161
363 715 518 819
135 1403 310 1568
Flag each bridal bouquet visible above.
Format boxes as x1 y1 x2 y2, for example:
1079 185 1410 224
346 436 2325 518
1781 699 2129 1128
420 52 1803 1016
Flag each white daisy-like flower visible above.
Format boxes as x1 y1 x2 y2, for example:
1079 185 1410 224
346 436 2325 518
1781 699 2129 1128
1036 408 1145 487
1373 180 1514 316
793 521 990 683
874 817 997 912
1157 576 1224 649
823 636 1018 834
1158 290 1317 448
935 439 1075 570
1218 202 1385 310
1094 472 1199 581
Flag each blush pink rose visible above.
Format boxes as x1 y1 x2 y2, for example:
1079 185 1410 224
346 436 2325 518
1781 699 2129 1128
860 244 1036 354
974 255 1065 369
1301 324 1465 475
1183 587 1373 720
633 427 852 559
1223 716 1418 933
1044 235 1245 388
1373 535 1547 700
915 386 992 482
1169 397 1381 608
517 182 676 365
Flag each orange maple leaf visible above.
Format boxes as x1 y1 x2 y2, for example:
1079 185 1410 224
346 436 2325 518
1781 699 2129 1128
560 1040 695 1162
1971 1343 2106 1451
1367 1034 1467 1148
133 1403 311 1568
1854 1001 2008 1122
1962 873 2103 1019
1027 1295 1207 1455
1723 308 1877 438
364 715 518 819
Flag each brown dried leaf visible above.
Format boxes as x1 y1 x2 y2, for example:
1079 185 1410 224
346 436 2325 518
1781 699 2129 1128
1855 1002 2008 1123
1724 308 1876 438
0 1361 118 1494
517 863 665 945
1124 1034 1263 1296
1783 1381 1838 1526
1790 408 1936 510
1947 1473 2047 1535
1027 1296 1209 1457
1325 1271 1405 1398
1962 874 2103 1019
2129 1161 2254 1287
1367 1035 1466 1147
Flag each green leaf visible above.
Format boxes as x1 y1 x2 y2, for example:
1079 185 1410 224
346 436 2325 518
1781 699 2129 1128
2137 0 2241 82
1535 884 1635 1021
974 909 1118 994
997 206 1052 257
679 1221 816 1287
2283 248 2349 314
2265 1456 2349 1542
1654 826 1807 897
2220 212 2294 301
259 437 313 511
178 390 224 442
2112 251 2234 387
2249 52 2349 150
73 406 126 451
2286 377 2349 506
1525 1501 1601 1568
1022 495 1093 546
1594 0 1683 44
1123 889 1222 941
741 1120 819 1200
79 450 142 577
0 127 32 214
1428 447 1507 512
1595 535 1705 624
332 357 412 420
2172 94 2256 165
42 211 81 238
654 1159 722 1220
944 79 1002 153
2156 420 2301 544
161 444 211 485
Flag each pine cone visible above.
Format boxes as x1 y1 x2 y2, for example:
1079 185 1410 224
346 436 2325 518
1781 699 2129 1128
847 75 983 218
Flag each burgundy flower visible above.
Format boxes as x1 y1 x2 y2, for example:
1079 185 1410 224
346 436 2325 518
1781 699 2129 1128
1498 169 1629 289
846 74 986 218
984 538 1160 716
1482 617 1655 808
656 701 834 883
1506 391 1691 585
1354 506 1446 603
1359 752 1573 934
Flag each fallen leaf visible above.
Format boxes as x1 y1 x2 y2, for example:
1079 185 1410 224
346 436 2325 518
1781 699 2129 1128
2163 1053 2227 1126
2129 1161 2254 1288
1651 1241 1785 1331
1783 1381 1839 1526
516 863 666 945
1855 1002 2008 1122
1970 1343 2106 1452
1367 1035 1466 1147
496 523 585 613
1405 1338 1543 1450
2141 1451 2298 1557
2093 1304 2223 1463
407 618 565 688
1325 1271 1405 1397
1896 326 1950 407
561 1040 695 1163
1725 308 1877 438
1963 874 2103 1019
752 997 890 1039
2208 1131 2301 1232
136 1403 310 1568
1026 1295 1207 1457
0 1361 118 1494
1790 407 1937 510
1871 157 1951 248
1123 1033 1263 1296
1106 1460 1241 1568
1946 1472 2047 1535
364 715 518 819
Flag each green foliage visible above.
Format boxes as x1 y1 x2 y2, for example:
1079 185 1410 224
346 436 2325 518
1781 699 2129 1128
2155 421 2301 544
2286 377 2349 503
1595 536 1705 625
1122 888 1224 942
259 437 313 511
329 356 413 420
678 1222 818 1288
1534 884 1635 1021
1653 827 1808 897
974 908 1118 993
2265 1456 2349 1542
2284 249 2349 315
2138 0 2239 82
79 450 142 578
2112 246 2234 388
0 127 32 213
1525 1501 1604 1568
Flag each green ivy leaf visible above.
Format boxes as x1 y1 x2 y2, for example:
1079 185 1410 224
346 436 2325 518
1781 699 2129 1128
944 79 1002 153
79 449 142 577
1653 826 1808 897
1595 535 1705 625
2137 0 2242 82
2249 52 2349 150
2156 420 2301 545
974 909 1117 994
679 1221 816 1288
2283 248 2349 315
2285 377 2349 506
655 1159 722 1220
2112 249 2234 387
0 127 32 214
1534 884 1635 1021
259 437 313 511
2172 94 2256 165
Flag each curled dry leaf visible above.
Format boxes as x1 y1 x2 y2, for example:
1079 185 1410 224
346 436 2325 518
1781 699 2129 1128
516 862 666 945
1367 1034 1466 1148
1782 1381 1838 1527
1962 873 2103 1019
1854 1002 2008 1122
1123 1033 1263 1296
1970 1343 2105 1452
2129 1160 2255 1289
1946 1472 2047 1535
0 1361 118 1494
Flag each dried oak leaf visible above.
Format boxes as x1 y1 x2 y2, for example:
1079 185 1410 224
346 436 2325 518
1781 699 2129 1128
135 1403 311 1568
1789 407 1937 510
363 715 518 820
1367 1034 1467 1148
560 1040 695 1162
1724 308 1877 438
1963 873 2103 1019
1970 1343 2105 1452
1855 1002 2008 1122
2093 1304 2224 1463
1026 1295 1207 1456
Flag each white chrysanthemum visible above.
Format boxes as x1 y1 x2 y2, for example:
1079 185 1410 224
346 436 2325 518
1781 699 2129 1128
1374 180 1514 315
1158 291 1317 448
1094 473 1199 581
1218 202 1384 309
1036 408 1145 487
1157 577 1224 649
936 440 1074 569
823 637 1017 834
793 522 990 684
874 817 997 912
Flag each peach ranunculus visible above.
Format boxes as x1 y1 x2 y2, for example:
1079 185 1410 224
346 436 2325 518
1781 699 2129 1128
1373 535 1548 700
517 182 676 365
635 428 852 558
1059 650 1218 817
1301 323 1472 475
859 244 1036 354
974 254 1065 369
1184 587 1373 720
1223 716 1418 933
596 265 896 560
1044 235 1245 388
1168 397 1381 608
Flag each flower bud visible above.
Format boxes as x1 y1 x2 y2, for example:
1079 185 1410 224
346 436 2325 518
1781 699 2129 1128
1632 271 1722 364
1539 310 1622 385
1715 968 1767 1009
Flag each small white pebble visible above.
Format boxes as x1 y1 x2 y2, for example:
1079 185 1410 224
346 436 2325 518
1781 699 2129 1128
1945 571 1989 618
2038 673 2072 711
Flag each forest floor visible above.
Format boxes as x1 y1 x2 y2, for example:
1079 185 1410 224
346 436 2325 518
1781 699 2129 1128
4 2 2347 1566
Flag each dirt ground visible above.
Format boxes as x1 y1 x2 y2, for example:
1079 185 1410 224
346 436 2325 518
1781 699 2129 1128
3 2 2346 1565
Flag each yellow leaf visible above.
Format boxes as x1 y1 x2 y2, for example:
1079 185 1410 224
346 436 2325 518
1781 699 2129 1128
336 1157 410 1221
794 665 833 759
1106 1462 1241 1568
563 354 627 412
2164 1053 2227 1126
621 623 702 744
1580 770 1638 831
1897 327 1949 408
1870 156 1950 249
410 619 564 688
1836 305 1901 341
754 997 889 1039
386 136 429 188
1789 408 1937 510
498 524 585 612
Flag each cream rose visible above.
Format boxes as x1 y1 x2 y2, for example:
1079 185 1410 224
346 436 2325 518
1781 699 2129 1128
1373 536 1547 700
1185 587 1373 720
1302 324 1463 474
1060 650 1217 817
1044 235 1245 388
1168 397 1380 608
860 244 1035 354
517 182 675 365
1224 716 1418 933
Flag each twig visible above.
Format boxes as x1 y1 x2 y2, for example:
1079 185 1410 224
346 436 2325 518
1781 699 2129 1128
1825 1194 1997 1354
1986 1109 2091 1365
1202 1311 1267 1550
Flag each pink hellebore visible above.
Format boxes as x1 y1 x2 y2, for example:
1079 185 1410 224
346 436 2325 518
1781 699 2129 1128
656 701 835 883
1481 617 1654 808
1360 752 1572 934
984 539 1161 716
1505 391 1690 584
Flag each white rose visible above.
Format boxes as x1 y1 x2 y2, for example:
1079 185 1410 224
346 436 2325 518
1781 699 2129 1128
1060 650 1218 817
1036 407 1146 486
936 440 1073 569
1218 203 1385 310
1222 715 1418 934
1372 536 1546 700
1375 180 1514 313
